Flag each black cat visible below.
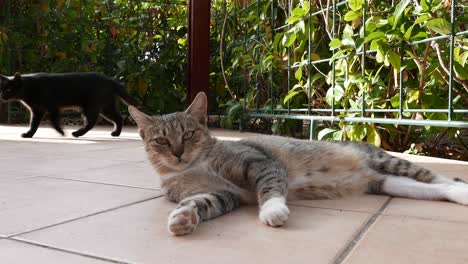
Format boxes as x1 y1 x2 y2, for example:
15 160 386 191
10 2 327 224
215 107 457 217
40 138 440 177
0 72 137 138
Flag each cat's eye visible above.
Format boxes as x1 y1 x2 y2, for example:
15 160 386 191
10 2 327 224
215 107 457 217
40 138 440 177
182 131 194 141
154 137 170 145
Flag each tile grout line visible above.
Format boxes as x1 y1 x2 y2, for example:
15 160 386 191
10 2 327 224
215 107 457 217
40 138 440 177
287 203 374 215
43 176 161 191
381 212 468 225
8 195 164 238
7 237 133 264
332 197 393 264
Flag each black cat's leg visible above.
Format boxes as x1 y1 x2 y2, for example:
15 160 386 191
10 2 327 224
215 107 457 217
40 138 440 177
22 109 45 138
167 191 241 236
72 107 99 138
102 104 123 137
49 109 64 136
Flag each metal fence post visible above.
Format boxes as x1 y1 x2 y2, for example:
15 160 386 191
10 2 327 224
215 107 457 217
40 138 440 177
187 0 211 107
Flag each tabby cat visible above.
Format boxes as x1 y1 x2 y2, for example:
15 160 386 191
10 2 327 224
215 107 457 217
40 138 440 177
129 92 468 236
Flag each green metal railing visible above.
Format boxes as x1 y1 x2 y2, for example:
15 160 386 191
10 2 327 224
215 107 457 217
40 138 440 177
212 0 468 140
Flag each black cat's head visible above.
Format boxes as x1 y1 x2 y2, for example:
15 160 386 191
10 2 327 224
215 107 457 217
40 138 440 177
0 73 23 101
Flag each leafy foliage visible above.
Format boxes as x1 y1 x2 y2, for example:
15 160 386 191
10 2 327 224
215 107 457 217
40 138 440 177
211 0 467 156
0 0 188 115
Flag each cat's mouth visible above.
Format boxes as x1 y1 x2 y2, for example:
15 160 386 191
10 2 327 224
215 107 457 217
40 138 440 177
164 157 190 170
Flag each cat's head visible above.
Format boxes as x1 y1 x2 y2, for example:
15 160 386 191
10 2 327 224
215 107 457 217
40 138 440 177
0 73 23 102
129 92 213 171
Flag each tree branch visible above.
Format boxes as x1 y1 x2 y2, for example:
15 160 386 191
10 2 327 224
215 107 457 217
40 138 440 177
431 41 468 93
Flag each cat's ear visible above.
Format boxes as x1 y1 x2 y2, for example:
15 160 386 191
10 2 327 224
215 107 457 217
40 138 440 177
13 72 22 81
12 72 22 86
185 92 207 125
128 106 153 139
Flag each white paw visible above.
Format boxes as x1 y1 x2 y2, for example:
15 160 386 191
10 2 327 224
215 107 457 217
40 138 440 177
167 205 200 236
259 197 290 227
446 185 468 205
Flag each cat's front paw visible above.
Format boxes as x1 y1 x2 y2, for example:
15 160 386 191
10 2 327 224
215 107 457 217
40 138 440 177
111 131 121 137
259 197 289 227
71 131 82 138
168 205 200 236
21 132 33 138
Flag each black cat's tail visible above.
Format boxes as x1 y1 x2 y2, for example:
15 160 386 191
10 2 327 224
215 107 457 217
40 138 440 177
115 82 139 106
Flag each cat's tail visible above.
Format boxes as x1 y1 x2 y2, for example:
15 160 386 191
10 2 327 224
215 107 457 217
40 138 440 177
115 82 139 106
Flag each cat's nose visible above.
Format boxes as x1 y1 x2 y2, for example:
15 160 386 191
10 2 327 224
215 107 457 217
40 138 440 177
171 145 184 160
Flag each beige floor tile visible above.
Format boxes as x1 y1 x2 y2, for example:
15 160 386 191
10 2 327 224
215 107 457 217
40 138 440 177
18 198 371 264
56 161 159 189
68 146 147 162
384 198 468 223
0 177 160 236
344 215 468 264
288 195 389 213
288 195 388 213
0 239 109 264
0 171 38 181
0 155 131 176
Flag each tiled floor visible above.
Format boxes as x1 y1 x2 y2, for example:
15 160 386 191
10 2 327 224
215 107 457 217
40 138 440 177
1 124 467 264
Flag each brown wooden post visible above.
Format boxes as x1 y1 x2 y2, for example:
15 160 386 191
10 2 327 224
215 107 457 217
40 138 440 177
187 0 211 108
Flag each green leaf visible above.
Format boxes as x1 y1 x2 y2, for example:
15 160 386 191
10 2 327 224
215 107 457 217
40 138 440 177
387 50 401 71
302 1 310 13
393 0 411 29
391 93 400 108
177 38 186 45
332 131 343 141
454 62 468 80
347 124 367 141
344 10 361 21
349 0 362 11
294 21 305 34
329 38 342 49
457 51 468 66
410 31 428 40
421 0 429 11
318 128 338 140
283 89 303 104
282 32 297 47
414 14 431 24
364 31 385 43
343 25 354 38
376 50 385 63
295 66 303 81
404 25 415 40
425 18 451 35
273 33 283 50
292 7 306 18
341 37 355 47
367 126 382 147
408 90 420 103
330 49 346 63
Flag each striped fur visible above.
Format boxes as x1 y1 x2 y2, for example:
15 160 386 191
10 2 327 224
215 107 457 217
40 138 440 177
129 92 468 236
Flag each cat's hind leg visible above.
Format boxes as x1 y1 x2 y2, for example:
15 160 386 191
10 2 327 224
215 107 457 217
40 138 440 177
22 108 45 138
101 103 123 137
72 107 99 137
49 109 65 136
168 191 241 236
369 175 468 205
